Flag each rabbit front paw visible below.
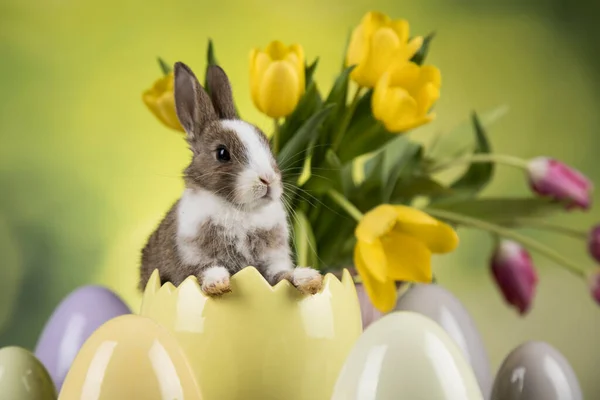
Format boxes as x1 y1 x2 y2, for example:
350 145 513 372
201 266 232 296
292 267 323 295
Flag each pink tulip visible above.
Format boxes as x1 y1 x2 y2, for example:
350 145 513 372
355 283 384 330
588 270 600 305
527 157 592 210
491 240 538 315
588 225 600 263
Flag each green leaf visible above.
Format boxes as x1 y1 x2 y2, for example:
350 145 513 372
303 149 343 194
204 39 219 90
325 65 355 107
305 58 319 88
277 104 335 171
380 137 422 202
318 65 356 157
341 29 352 71
206 38 218 66
279 81 323 147
157 57 171 75
293 209 319 269
428 105 508 159
338 117 397 163
428 197 566 223
390 176 451 203
447 112 494 199
410 32 435 66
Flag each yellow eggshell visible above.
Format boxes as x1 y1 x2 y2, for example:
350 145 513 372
140 267 362 400
58 314 203 400
0 346 56 400
331 311 484 400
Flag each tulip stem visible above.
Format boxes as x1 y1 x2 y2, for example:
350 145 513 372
427 154 529 173
272 119 281 156
424 207 588 279
332 86 364 152
511 218 588 240
326 189 363 222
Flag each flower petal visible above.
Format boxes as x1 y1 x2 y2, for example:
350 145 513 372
390 19 410 43
354 244 397 313
360 27 402 87
392 205 459 253
405 36 424 59
415 82 440 116
381 230 433 282
378 87 419 133
250 51 272 113
156 91 183 131
257 60 300 118
357 240 388 282
265 40 289 60
420 65 442 88
287 44 305 95
355 204 397 244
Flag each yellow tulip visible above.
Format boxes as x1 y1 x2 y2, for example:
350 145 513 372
372 61 441 133
249 41 305 118
346 11 424 88
354 204 458 312
142 72 185 132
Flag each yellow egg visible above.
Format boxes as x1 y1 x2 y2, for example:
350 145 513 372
331 311 484 400
58 314 203 400
0 346 56 400
139 267 362 400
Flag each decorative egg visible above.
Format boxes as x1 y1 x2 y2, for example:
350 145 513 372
0 346 56 399
491 341 582 400
395 283 493 398
34 285 131 392
331 311 483 400
58 314 203 399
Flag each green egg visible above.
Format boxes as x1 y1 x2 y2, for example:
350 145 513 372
0 346 56 399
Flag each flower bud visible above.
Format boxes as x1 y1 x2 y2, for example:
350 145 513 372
527 157 592 210
372 61 440 133
490 240 538 315
142 72 185 132
249 41 305 118
588 225 600 263
346 11 423 88
588 270 600 305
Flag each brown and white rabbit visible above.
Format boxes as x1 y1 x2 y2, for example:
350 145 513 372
139 62 323 296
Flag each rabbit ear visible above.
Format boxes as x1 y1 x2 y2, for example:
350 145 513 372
174 62 217 138
206 65 238 120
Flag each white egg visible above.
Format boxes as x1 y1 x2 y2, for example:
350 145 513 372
332 311 483 400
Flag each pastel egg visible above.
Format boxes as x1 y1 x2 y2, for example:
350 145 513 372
395 283 493 398
0 346 56 399
491 341 582 400
331 311 483 400
58 314 203 400
34 285 131 392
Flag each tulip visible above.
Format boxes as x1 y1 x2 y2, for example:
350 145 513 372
372 61 441 132
587 269 600 305
527 157 593 210
354 204 459 312
490 240 538 315
142 72 185 132
346 11 423 88
249 41 305 118
588 225 600 263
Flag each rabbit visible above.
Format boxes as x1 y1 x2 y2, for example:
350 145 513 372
139 62 323 297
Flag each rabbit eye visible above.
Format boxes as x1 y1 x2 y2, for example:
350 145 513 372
216 145 231 162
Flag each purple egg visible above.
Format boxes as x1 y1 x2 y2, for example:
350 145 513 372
34 285 131 392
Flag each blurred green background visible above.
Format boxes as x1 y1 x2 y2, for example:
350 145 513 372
2 0 600 396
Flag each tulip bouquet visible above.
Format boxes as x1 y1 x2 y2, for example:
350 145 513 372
143 11 599 317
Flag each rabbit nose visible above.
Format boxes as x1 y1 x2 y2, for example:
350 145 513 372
259 176 270 186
